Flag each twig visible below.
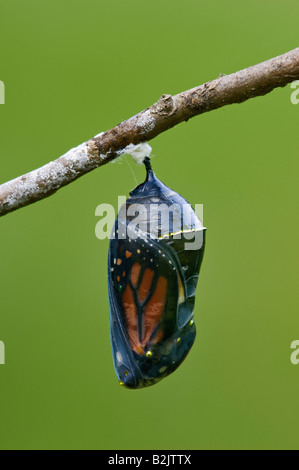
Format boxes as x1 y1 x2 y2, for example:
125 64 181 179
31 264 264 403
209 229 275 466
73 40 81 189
1 48 299 217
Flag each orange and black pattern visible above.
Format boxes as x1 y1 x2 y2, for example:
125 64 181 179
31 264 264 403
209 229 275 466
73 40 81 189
107 158 206 389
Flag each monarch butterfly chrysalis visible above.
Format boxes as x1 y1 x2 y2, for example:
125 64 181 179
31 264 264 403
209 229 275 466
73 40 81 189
108 157 206 388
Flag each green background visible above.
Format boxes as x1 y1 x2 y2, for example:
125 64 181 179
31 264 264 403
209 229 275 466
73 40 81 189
0 0 298 450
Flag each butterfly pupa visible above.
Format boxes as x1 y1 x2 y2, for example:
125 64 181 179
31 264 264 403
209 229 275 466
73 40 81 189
108 157 206 388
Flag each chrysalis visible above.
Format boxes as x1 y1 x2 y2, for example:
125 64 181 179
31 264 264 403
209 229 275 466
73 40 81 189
108 158 206 388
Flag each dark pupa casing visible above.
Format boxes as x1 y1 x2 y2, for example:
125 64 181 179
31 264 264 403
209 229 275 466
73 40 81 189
108 160 206 388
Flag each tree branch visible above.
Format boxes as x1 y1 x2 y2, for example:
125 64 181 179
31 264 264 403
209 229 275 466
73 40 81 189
1 48 299 217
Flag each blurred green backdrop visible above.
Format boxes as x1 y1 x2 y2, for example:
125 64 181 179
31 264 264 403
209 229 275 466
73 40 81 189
0 0 298 450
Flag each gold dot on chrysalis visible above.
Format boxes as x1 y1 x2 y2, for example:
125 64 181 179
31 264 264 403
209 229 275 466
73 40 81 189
190 319 194 326
119 381 124 386
124 370 129 376
146 350 153 358
177 337 181 344
137 249 141 254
